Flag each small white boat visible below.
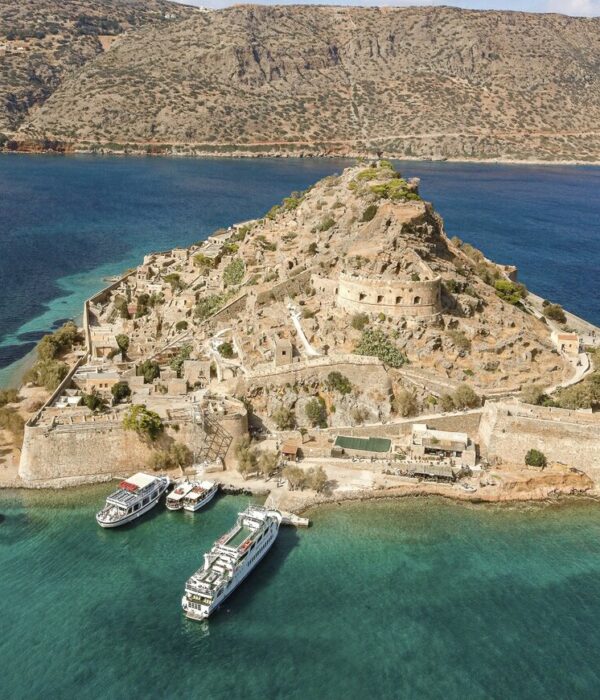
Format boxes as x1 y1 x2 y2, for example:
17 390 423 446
96 473 170 528
166 480 194 511
182 481 218 512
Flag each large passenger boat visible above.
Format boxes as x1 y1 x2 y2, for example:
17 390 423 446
96 473 170 528
181 505 282 620
182 481 218 512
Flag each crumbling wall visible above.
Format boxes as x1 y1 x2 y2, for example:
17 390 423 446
254 269 312 305
245 354 389 391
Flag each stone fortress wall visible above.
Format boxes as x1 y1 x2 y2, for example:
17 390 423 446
19 402 249 487
478 402 600 479
336 273 442 319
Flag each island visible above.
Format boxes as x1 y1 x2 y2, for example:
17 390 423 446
2 161 599 512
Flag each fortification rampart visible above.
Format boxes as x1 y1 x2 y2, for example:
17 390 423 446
244 354 389 390
478 402 600 480
336 273 441 318
19 403 248 486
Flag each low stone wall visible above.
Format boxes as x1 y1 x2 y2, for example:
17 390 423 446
245 354 388 390
253 268 313 306
208 292 248 324
478 402 600 479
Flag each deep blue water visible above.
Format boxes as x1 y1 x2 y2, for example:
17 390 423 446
3 490 600 699
0 155 599 385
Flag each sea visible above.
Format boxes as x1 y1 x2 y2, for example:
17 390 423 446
1 155 599 385
1 155 600 699
2 489 600 699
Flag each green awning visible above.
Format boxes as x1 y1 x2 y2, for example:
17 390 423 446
334 435 391 453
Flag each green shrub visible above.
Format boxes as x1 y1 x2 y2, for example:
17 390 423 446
111 381 131 404
115 334 129 355
351 313 369 331
355 329 407 368
272 406 296 430
223 258 245 287
164 273 184 292
326 371 352 395
494 279 527 304
218 341 236 359
137 360 160 384
123 404 163 441
543 303 566 323
361 204 378 222
453 384 481 409
82 390 105 412
525 448 547 468
175 320 188 331
305 397 327 428
193 253 215 271
195 293 227 321
25 359 69 391
36 322 81 360
170 345 192 377
318 217 335 232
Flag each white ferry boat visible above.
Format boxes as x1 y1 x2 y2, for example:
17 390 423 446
181 505 282 620
166 480 194 511
96 473 170 528
182 481 218 512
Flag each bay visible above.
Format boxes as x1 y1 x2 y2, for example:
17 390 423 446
2 490 600 699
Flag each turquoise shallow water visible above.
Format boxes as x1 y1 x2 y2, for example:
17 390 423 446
2 491 600 699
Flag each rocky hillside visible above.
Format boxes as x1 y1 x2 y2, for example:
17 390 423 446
87 161 570 432
9 5 600 161
0 0 195 133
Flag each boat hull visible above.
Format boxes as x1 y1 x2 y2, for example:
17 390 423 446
96 479 169 528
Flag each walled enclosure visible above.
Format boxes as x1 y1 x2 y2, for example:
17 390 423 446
336 273 442 318
478 402 600 479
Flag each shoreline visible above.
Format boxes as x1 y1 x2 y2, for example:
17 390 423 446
3 148 600 168
2 469 596 515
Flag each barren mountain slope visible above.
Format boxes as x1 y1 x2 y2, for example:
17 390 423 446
14 5 600 161
0 0 195 133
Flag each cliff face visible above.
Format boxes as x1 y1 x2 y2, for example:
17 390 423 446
10 5 600 161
